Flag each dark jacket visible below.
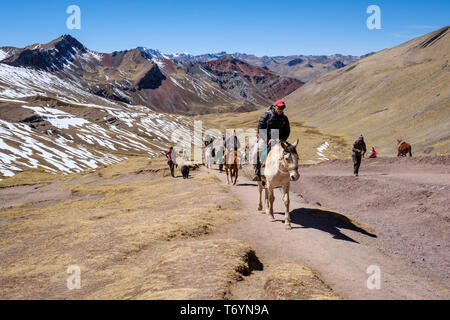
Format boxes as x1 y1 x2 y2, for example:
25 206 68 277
352 139 367 156
225 135 240 151
258 106 290 142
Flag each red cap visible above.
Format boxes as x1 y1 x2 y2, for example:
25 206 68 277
274 100 286 107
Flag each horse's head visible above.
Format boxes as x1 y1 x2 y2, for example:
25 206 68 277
280 139 300 181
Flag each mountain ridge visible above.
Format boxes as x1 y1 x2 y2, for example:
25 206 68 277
284 26 450 156
0 35 304 114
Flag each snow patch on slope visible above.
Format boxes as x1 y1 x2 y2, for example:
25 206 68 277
317 142 330 161
0 49 7 61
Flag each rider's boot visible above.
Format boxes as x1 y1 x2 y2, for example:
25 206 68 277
252 163 261 181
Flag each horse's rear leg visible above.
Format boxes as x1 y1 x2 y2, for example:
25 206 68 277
266 185 275 221
283 184 291 230
409 147 412 157
225 168 230 184
257 182 263 211
264 185 270 216
233 167 238 185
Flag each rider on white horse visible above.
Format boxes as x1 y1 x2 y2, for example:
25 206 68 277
252 100 291 181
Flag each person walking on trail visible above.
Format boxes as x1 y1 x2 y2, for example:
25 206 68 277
165 147 176 178
225 130 241 152
216 143 225 172
252 99 291 181
216 135 226 172
352 135 367 177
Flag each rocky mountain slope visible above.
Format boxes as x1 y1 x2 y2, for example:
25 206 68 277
202 56 304 103
0 35 304 179
0 35 303 115
284 26 450 156
0 61 197 179
229 53 364 83
170 51 364 82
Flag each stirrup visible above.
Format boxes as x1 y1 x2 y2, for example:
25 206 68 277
252 173 261 181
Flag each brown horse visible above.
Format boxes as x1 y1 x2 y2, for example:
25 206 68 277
225 150 239 185
397 140 412 157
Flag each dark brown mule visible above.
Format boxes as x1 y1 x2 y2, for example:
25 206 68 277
397 140 412 157
225 150 239 185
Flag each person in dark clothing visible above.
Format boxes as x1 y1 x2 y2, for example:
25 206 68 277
216 144 225 172
252 100 291 181
225 130 241 152
352 135 367 177
217 135 226 172
204 134 213 148
165 147 176 178
258 101 291 143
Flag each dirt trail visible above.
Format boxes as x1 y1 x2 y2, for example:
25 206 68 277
204 161 450 300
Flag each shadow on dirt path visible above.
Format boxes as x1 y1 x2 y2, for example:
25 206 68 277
204 165 450 300
278 208 377 243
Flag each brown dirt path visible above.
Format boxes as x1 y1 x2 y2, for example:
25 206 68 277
292 156 450 288
204 162 450 300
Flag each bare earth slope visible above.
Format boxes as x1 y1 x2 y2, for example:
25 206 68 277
0 157 337 300
206 162 449 299
285 26 450 156
291 156 450 289
0 155 449 299
208 158 449 299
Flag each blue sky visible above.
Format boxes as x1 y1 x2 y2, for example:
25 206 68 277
0 0 448 56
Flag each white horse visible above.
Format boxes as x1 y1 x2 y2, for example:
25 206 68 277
257 139 300 230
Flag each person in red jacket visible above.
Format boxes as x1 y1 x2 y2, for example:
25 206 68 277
368 147 378 159
165 147 176 177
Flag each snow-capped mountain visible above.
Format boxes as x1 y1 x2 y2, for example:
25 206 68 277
0 35 304 179
0 61 196 179
1 35 304 114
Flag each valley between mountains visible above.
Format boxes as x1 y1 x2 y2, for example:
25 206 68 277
0 26 448 300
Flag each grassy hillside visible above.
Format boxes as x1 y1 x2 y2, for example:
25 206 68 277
284 26 450 157
196 110 350 163
0 156 338 300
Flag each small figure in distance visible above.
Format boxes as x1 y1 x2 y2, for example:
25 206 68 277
368 147 378 159
165 146 176 178
352 135 367 177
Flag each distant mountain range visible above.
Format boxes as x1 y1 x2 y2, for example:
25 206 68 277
285 26 450 155
0 36 306 115
0 35 303 178
136 49 371 82
0 35 375 115
0 26 448 179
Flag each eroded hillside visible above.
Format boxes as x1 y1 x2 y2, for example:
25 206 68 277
284 26 450 156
